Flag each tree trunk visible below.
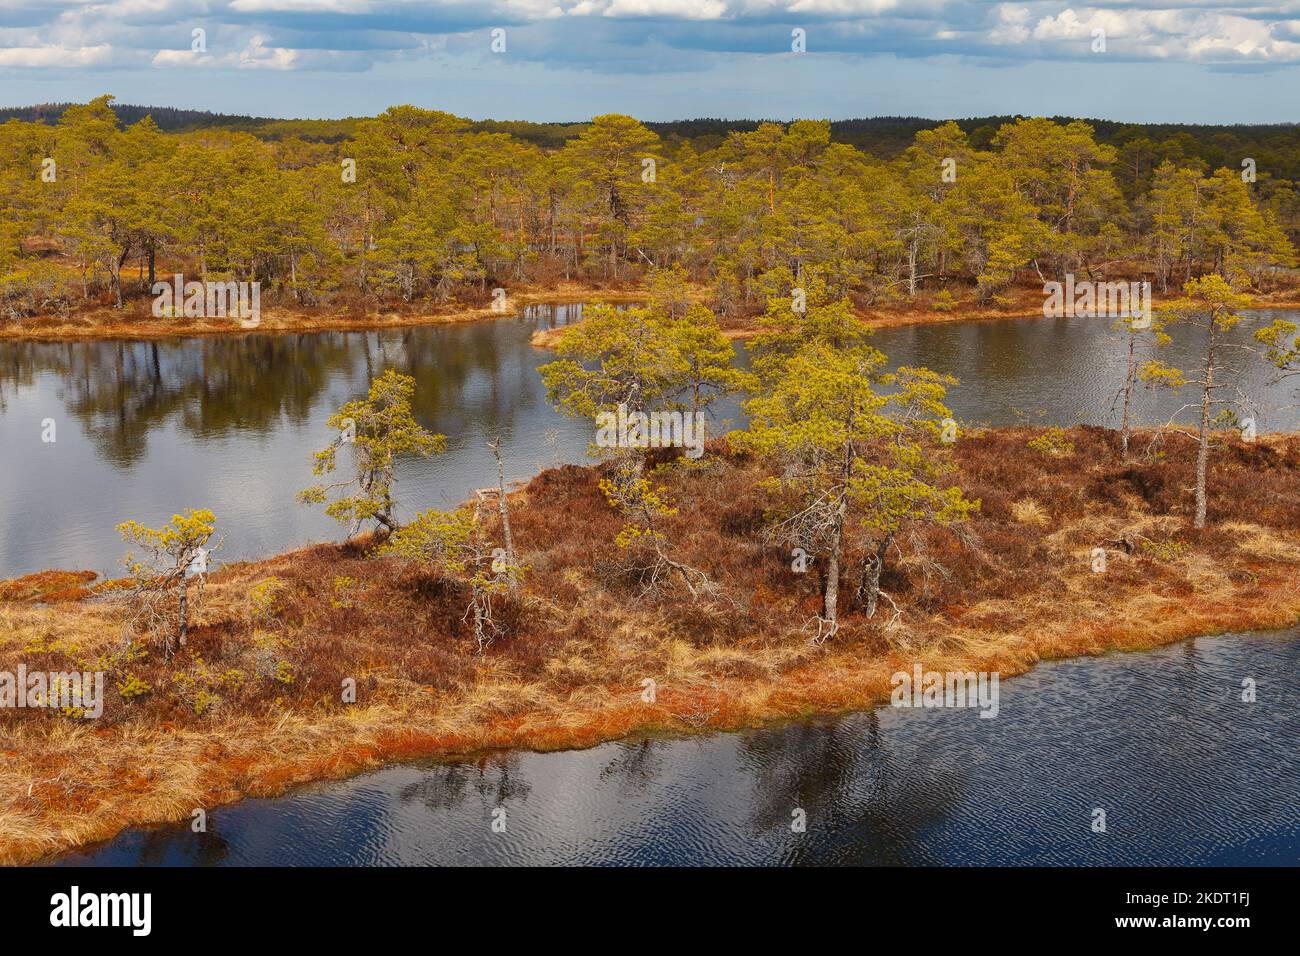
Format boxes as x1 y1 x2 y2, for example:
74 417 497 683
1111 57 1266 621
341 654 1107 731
822 528 841 635
490 438 519 595
113 245 131 308
907 236 919 298
474 593 486 640
822 494 846 636
1194 325 1216 529
177 579 188 656
858 535 891 617
1121 333 1135 458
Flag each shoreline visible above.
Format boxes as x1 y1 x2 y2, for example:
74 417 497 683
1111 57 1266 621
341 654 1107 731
9 284 1300 346
0 287 652 343
4 426 1300 864
529 289 1300 348
51 617 1300 864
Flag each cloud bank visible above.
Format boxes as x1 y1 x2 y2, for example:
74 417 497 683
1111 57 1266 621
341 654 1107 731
2 1 1299 75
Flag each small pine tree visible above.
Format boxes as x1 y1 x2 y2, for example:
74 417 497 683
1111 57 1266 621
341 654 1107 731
117 509 220 660
299 369 445 538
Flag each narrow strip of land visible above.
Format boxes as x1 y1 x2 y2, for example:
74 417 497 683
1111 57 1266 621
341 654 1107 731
3 426 1298 864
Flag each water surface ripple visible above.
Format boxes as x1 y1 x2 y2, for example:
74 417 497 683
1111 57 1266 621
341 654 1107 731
58 629 1300 866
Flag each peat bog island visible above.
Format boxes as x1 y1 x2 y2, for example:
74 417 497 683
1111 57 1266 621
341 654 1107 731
1 1 1298 909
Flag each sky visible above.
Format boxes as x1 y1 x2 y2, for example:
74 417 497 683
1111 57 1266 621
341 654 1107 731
1 1 1299 123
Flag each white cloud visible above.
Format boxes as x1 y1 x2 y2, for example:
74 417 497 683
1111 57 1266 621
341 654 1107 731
1005 4 1300 61
228 0 376 12
151 33 330 68
990 4 1031 44
0 43 113 67
594 0 730 18
3 0 1300 72
238 33 301 67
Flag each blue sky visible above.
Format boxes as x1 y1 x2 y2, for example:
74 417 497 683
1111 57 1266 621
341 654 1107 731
1 1 1298 122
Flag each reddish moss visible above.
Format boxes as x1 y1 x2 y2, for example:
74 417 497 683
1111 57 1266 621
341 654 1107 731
0 569 98 603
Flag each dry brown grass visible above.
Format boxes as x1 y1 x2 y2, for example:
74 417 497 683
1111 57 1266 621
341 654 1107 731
858 281 1300 332
24 277 1300 346
530 280 1300 349
0 284 653 343
1010 498 1050 526
0 570 97 603
3 425 1300 864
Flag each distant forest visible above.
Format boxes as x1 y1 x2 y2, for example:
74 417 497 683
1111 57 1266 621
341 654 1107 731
0 96 1294 319
5 101 1300 180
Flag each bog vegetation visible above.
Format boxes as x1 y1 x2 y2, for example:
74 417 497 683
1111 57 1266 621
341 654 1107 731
0 96 1295 320
13 270 1300 718
7 415 1300 863
5 98 1300 863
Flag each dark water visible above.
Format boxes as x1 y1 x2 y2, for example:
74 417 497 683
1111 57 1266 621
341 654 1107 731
0 304 636 579
1 306 1298 579
14 307 1299 866
58 628 1300 866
